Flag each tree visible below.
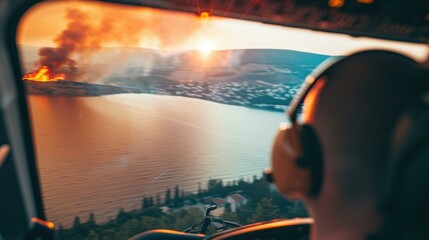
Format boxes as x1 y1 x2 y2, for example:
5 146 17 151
173 208 204 230
222 202 240 224
224 202 232 212
165 188 171 206
141 206 163 218
142 197 149 209
207 179 223 195
117 208 128 223
197 182 202 196
248 197 279 223
71 215 85 238
253 175 258 183
174 185 180 205
123 218 143 237
236 204 253 224
139 216 169 231
283 201 308 218
73 216 81 228
55 224 64 239
101 229 127 240
238 178 246 186
221 211 240 225
155 194 161 206
87 212 96 225
86 230 100 240
148 196 154 207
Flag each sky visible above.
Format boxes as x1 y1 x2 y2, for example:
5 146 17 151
17 1 428 60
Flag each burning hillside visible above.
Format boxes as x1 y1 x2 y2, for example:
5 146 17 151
22 66 65 82
24 80 141 96
21 5 207 83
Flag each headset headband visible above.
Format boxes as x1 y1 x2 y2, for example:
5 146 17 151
287 56 344 122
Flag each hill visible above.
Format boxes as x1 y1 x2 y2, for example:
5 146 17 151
20 47 331 111
24 80 140 96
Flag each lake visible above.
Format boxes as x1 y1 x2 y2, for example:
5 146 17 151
28 94 285 226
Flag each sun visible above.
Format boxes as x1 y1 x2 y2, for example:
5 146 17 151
198 40 214 57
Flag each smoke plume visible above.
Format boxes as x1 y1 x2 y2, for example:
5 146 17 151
36 5 206 81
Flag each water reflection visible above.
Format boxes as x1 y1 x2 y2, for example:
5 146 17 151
28 94 284 226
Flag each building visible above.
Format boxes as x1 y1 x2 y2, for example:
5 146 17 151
211 197 226 207
226 193 248 212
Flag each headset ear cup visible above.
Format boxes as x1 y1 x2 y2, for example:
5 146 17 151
271 123 312 199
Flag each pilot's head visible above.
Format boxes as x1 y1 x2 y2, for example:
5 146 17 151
271 50 426 240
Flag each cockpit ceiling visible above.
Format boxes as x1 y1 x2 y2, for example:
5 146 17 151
135 0 429 44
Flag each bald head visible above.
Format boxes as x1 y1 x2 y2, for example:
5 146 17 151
298 51 425 240
311 51 421 201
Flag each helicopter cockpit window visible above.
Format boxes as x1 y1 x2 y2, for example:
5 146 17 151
16 1 426 239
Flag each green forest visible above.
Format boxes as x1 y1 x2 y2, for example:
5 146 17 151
56 175 308 239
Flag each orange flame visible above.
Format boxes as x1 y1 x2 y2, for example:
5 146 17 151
22 66 65 82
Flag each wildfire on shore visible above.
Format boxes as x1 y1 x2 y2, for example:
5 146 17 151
22 66 65 82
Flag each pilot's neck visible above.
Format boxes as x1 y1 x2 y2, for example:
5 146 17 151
305 191 382 240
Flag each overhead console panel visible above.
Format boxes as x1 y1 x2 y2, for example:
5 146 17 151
140 0 429 43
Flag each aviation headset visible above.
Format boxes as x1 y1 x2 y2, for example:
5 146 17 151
268 49 429 217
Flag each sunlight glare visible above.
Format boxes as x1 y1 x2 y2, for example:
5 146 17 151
199 40 214 57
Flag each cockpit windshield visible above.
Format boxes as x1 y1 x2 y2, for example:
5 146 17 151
16 1 426 238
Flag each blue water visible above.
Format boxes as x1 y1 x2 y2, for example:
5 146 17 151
28 94 285 226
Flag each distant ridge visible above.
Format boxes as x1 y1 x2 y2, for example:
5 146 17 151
21 48 331 111
24 80 140 96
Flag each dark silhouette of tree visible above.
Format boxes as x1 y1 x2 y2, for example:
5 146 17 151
221 211 240 224
248 197 279 223
55 224 64 239
224 202 232 212
142 197 149 209
87 212 96 225
72 216 81 228
141 206 163 218
101 229 127 240
165 188 171 206
197 182 202 196
122 218 142 237
222 202 240 224
173 208 205 230
174 185 180 205
116 208 127 224
87 230 100 240
155 194 161 206
55 174 311 240
207 179 223 195
284 201 308 218
148 196 154 207
238 178 246 186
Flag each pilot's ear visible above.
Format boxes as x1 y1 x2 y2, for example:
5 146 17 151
271 124 323 199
